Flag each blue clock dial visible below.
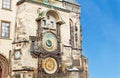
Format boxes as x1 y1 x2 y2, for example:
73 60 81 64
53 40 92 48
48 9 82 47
42 33 57 52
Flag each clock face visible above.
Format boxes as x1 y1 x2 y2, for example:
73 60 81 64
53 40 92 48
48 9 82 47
43 57 58 74
14 50 21 59
42 33 57 52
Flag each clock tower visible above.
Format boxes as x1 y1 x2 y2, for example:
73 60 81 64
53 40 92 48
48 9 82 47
11 0 88 78
30 9 65 77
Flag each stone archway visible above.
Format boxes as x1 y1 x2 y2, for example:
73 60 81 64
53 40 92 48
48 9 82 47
40 9 65 24
0 54 9 78
0 66 2 78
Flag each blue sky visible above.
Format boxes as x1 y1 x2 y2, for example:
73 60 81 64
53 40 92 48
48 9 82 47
76 0 120 78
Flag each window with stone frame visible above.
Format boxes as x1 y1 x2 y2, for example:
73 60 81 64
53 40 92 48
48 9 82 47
70 19 74 47
42 20 46 26
51 21 54 27
1 21 10 38
75 33 78 42
75 25 78 42
2 0 11 10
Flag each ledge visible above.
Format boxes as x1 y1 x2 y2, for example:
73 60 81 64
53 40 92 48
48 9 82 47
0 38 12 40
13 68 34 72
62 0 80 6
1 8 12 11
63 44 72 47
72 48 82 51
17 0 71 13
12 40 29 44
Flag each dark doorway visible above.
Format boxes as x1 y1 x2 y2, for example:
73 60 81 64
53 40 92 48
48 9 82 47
0 66 2 78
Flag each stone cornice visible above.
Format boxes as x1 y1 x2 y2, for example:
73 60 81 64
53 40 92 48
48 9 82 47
17 0 71 13
62 0 80 6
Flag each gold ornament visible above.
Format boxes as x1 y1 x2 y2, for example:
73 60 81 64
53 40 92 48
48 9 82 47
43 57 58 74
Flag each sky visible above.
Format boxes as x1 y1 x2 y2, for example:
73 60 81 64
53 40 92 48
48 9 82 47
76 0 120 78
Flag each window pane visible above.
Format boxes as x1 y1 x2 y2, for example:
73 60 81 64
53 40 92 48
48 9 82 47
1 22 10 38
2 0 11 9
41 20 46 27
51 21 54 27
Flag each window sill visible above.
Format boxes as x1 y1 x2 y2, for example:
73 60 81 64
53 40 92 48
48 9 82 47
0 38 12 40
1 8 12 11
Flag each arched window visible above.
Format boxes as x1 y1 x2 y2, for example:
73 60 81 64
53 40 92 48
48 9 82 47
40 9 64 29
69 19 74 47
41 11 56 29
38 9 64 42
46 14 56 29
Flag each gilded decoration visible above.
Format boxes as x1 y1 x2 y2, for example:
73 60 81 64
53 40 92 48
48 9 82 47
43 57 58 74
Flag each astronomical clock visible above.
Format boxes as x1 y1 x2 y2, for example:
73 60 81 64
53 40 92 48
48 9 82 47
41 32 61 77
33 10 63 77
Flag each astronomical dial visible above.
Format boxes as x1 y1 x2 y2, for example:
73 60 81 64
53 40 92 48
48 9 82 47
43 57 58 74
42 32 57 52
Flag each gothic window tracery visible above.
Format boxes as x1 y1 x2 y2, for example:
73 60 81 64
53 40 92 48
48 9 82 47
70 19 79 47
70 19 74 47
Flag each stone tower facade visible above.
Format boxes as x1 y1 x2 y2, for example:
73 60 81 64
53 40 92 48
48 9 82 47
0 0 88 78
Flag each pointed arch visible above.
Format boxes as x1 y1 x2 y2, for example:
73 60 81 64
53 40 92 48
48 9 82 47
69 19 74 46
69 18 74 27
